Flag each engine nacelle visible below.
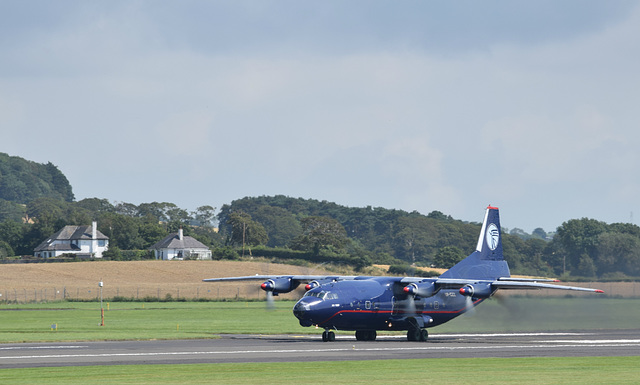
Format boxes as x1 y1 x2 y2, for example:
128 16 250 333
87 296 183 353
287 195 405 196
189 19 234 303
403 282 436 298
305 281 320 291
261 278 299 295
305 278 338 291
459 283 492 298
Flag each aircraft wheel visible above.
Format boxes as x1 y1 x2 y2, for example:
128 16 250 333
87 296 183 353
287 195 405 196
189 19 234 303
322 330 335 342
356 330 377 341
419 328 428 341
407 327 420 341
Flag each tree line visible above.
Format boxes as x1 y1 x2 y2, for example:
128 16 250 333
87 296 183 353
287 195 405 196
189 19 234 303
0 154 638 279
1 194 639 279
217 196 640 280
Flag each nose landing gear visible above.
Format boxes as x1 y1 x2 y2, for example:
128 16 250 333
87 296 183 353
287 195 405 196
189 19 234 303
321 329 336 342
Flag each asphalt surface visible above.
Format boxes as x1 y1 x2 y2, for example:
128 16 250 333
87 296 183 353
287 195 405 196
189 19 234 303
1 329 639 368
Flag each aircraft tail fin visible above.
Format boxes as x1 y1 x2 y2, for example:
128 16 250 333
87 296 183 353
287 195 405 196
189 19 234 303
439 206 510 280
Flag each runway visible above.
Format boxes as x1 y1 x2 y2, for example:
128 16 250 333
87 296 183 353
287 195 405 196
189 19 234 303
1 329 639 368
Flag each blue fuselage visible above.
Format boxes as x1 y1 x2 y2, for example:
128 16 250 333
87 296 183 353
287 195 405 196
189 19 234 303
293 277 485 331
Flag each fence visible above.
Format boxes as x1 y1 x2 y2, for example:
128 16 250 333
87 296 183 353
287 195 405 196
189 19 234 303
0 282 305 303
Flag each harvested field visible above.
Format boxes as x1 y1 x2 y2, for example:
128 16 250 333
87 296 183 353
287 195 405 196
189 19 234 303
0 261 636 303
0 260 327 303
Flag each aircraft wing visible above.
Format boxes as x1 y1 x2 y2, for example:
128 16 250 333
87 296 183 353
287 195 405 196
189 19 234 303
203 275 604 293
203 275 356 283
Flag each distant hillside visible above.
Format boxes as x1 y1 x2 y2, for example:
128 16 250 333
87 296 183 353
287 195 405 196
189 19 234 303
0 152 74 204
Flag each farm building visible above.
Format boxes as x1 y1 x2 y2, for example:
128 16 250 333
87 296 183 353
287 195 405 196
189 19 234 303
150 228 212 260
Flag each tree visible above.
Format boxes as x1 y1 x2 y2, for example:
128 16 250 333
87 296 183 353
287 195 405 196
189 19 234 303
0 199 26 222
432 246 465 269
251 205 302 248
114 202 139 217
576 254 597 277
137 202 185 222
165 205 190 223
510 228 529 240
393 216 436 263
0 153 74 203
532 228 548 240
227 211 268 255
0 221 26 254
553 218 608 274
98 213 146 250
76 198 114 213
192 205 217 227
291 216 349 255
427 210 453 221
0 240 14 259
44 162 74 202
596 232 640 277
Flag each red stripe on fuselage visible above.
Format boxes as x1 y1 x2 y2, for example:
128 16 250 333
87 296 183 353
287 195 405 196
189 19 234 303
315 299 483 326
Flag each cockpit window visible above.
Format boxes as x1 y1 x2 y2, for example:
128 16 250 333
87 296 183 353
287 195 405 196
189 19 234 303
304 290 338 300
324 292 338 300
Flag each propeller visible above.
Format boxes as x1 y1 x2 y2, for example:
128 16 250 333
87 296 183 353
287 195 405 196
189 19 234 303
463 295 476 316
458 284 492 316
261 280 278 311
265 290 275 311
260 278 300 311
404 292 418 317
401 283 426 319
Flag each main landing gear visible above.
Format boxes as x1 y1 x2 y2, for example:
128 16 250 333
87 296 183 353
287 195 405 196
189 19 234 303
355 330 377 341
321 328 427 342
407 326 428 341
322 330 336 342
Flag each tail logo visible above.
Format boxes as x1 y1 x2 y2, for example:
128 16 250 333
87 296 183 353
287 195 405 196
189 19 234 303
486 223 499 250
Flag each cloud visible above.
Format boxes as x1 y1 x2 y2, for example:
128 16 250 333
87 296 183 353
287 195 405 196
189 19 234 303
2 1 640 232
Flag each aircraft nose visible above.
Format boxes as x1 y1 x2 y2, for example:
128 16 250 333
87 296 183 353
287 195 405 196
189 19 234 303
293 297 321 326
293 300 307 319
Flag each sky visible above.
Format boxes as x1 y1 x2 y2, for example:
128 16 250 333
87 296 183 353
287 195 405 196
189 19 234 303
2 1 640 233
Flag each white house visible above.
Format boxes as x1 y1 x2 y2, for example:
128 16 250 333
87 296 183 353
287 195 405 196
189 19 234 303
150 228 212 260
34 221 109 259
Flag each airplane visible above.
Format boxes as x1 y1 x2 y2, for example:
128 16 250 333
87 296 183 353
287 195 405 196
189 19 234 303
204 206 603 342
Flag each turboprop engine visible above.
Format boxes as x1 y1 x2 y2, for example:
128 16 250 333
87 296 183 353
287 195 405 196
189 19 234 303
403 281 436 298
458 283 493 298
261 277 299 295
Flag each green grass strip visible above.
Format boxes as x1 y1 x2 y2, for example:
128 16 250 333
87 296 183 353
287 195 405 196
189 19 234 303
1 297 639 343
1 356 639 385
0 297 640 343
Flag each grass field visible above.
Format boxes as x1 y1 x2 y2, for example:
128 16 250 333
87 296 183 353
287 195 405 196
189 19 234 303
0 297 638 343
1 357 639 384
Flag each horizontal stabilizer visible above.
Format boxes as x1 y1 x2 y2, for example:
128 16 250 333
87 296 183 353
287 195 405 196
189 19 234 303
497 277 559 283
492 280 604 293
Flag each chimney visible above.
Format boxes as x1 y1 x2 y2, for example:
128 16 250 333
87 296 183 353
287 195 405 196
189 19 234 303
178 227 184 241
91 221 98 256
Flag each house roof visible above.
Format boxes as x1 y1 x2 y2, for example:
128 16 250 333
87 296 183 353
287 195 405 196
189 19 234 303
34 225 109 252
149 232 210 250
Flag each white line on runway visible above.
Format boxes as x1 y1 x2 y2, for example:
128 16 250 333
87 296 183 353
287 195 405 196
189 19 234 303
3 342 639 361
0 346 87 351
543 339 640 344
324 332 594 340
